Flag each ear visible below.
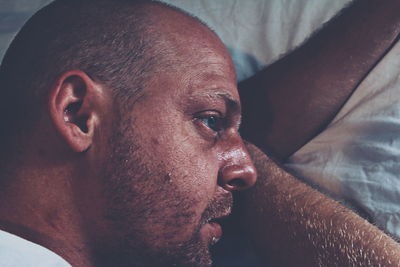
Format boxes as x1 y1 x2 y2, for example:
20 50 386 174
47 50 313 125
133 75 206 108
48 70 104 152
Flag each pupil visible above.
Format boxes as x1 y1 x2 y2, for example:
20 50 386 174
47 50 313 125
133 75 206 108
208 117 216 128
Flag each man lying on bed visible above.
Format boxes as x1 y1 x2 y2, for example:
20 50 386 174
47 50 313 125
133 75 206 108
0 0 399 266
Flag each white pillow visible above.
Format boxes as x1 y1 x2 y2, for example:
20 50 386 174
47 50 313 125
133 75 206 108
287 40 400 238
163 0 351 81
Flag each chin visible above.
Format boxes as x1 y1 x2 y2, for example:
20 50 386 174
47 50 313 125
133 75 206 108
101 222 214 267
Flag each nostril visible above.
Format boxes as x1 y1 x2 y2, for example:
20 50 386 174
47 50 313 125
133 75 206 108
219 164 257 192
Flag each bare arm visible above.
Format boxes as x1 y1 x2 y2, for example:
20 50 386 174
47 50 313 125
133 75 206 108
235 143 400 266
239 0 400 161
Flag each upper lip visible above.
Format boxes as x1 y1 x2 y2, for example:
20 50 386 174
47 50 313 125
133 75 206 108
208 206 232 224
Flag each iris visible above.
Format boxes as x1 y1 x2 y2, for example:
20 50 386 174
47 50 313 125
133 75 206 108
201 116 221 132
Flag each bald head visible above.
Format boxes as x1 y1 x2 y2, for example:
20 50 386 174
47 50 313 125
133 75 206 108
0 0 225 147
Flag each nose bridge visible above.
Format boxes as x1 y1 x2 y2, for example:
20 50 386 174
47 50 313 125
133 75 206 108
218 134 257 191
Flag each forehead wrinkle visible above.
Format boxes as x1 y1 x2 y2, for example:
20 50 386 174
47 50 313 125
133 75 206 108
188 90 242 116
184 65 236 90
176 61 234 85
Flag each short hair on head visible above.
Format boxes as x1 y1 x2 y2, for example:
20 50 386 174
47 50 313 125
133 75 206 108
0 0 211 148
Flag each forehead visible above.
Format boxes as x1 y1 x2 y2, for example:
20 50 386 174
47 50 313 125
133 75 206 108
154 30 237 101
149 46 238 111
122 3 240 112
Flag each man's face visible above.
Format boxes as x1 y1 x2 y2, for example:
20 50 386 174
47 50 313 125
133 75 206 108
98 30 256 267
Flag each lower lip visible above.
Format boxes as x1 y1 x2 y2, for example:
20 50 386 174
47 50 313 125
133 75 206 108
201 222 222 245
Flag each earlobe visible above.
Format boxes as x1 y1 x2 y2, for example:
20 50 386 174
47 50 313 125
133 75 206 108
49 70 99 153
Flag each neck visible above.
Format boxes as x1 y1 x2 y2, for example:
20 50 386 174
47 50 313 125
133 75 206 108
0 164 94 267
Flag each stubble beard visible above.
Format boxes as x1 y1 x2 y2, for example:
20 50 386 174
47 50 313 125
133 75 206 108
96 118 231 267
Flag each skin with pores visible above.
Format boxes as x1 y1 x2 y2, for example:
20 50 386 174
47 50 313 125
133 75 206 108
96 20 256 265
0 2 256 267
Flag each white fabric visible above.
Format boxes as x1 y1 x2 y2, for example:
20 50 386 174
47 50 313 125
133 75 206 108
0 230 71 267
287 41 400 237
163 0 352 81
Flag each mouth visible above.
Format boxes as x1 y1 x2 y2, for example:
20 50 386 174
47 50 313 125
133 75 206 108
199 190 233 246
201 206 232 246
203 222 223 245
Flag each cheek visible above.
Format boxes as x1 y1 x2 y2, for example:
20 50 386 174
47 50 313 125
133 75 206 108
135 105 220 215
150 127 220 216
145 113 218 187
169 129 219 190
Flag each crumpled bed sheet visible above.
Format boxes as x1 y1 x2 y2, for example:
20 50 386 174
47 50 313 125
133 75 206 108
287 40 400 238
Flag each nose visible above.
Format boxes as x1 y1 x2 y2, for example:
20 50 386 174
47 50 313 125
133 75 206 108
218 143 257 192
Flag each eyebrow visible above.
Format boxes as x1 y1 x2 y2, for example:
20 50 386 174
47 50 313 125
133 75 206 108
216 92 242 129
215 92 241 114
187 90 242 128
188 90 241 113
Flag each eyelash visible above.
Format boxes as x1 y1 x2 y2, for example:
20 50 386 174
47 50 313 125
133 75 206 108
194 111 227 137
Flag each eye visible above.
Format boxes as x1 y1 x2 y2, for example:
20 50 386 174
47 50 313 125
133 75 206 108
194 111 227 137
199 115 224 132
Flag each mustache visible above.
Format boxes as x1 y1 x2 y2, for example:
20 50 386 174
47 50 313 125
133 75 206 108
200 191 233 225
